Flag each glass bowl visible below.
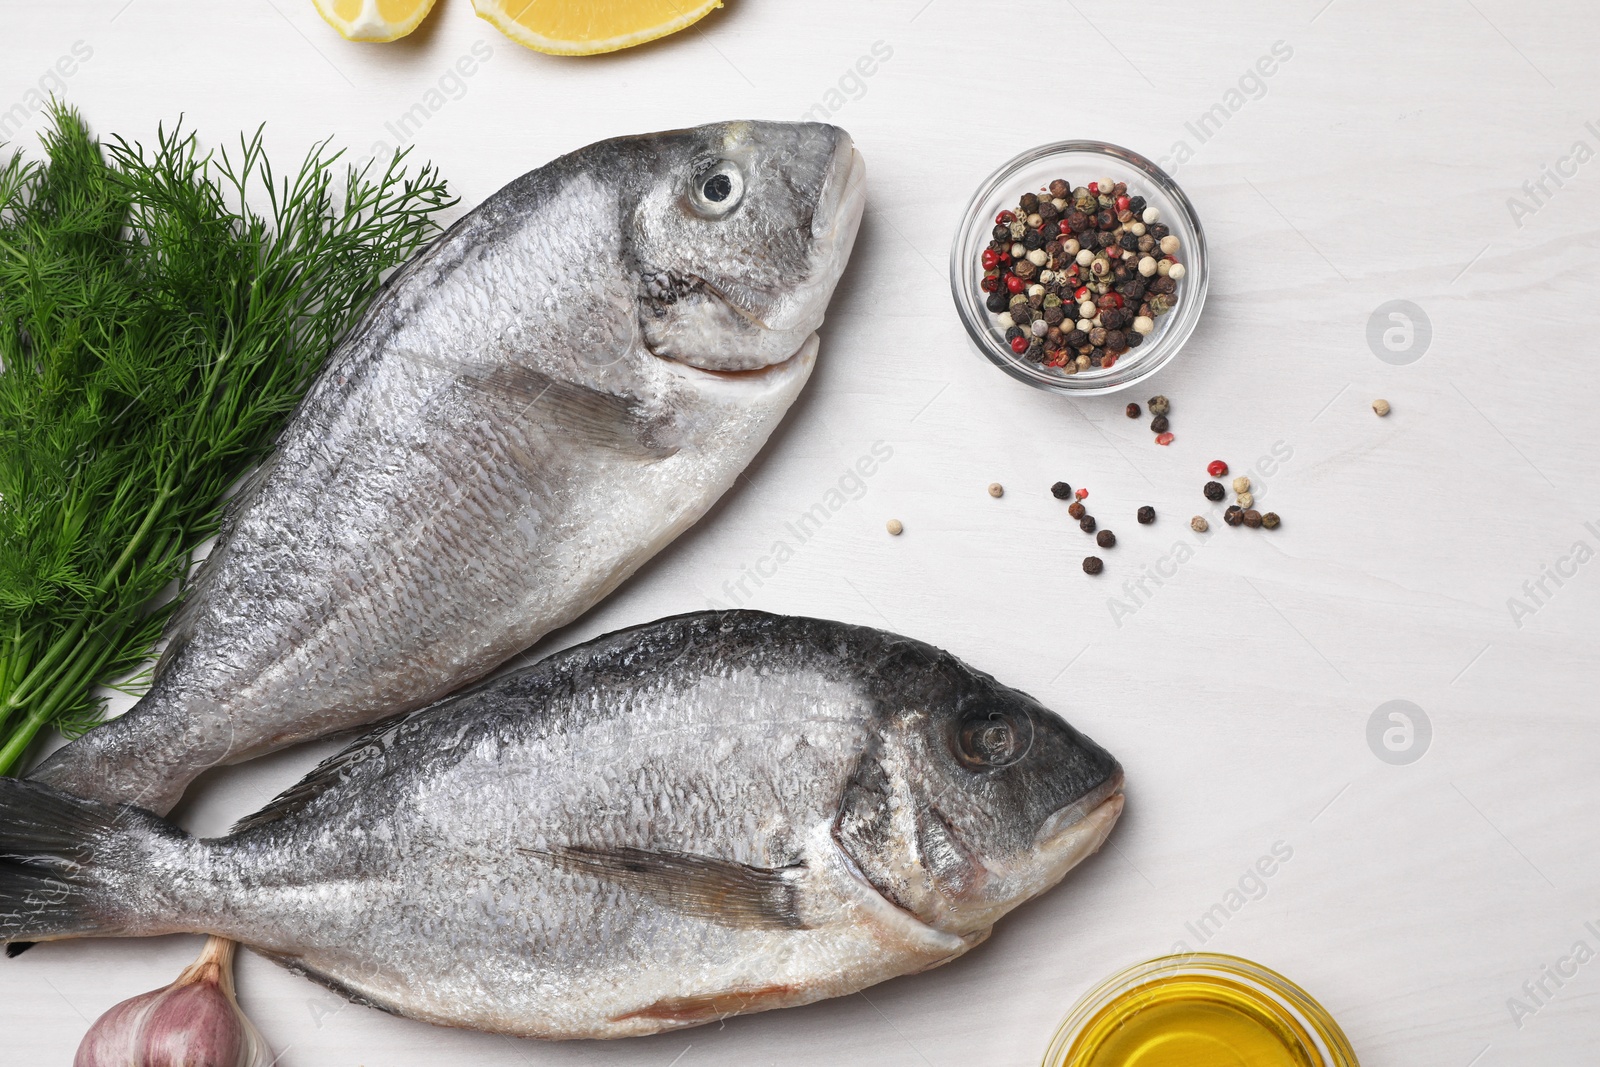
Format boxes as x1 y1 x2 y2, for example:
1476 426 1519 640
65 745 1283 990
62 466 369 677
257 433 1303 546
950 141 1208 397
1042 954 1360 1067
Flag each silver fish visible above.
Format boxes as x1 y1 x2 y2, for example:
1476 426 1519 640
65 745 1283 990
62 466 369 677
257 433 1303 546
0 611 1124 1039
31 122 865 816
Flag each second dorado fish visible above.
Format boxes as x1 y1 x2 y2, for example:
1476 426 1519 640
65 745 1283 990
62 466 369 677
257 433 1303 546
31 121 865 815
0 611 1123 1038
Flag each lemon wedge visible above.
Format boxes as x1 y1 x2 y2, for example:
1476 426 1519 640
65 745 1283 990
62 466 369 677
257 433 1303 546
473 0 724 56
314 0 438 42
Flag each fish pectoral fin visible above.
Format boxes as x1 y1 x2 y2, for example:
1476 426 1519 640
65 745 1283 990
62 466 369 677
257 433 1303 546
452 361 677 459
525 845 810 930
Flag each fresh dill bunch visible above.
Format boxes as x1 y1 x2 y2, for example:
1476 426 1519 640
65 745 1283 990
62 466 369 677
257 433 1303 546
0 103 455 773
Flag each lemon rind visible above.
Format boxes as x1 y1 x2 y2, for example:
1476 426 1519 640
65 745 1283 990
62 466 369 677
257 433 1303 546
471 0 722 56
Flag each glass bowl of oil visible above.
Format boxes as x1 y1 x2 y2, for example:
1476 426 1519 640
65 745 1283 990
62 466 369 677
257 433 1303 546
1043 954 1359 1067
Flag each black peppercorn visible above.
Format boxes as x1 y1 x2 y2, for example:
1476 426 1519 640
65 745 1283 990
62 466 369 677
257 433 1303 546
1068 501 1086 520
1105 330 1127 353
1242 509 1263 528
1018 192 1039 213
1005 325 1025 343
1067 210 1091 232
1088 327 1107 347
1025 340 1045 362
1127 195 1147 214
1125 330 1144 348
1119 233 1140 251
1064 329 1088 347
1096 209 1116 230
1262 512 1281 529
1150 414 1169 433
1079 514 1097 534
992 224 1011 241
1083 555 1104 575
1101 308 1125 330
1051 481 1072 500
1012 304 1034 324
1204 481 1225 501
1096 529 1116 548
1023 229 1045 251
1150 276 1176 295
1013 259 1035 279
1126 402 1141 418
1149 222 1170 239
1223 505 1244 526
1049 179 1070 198
1137 505 1156 525
1043 306 1065 326
1037 202 1059 223
985 291 1008 313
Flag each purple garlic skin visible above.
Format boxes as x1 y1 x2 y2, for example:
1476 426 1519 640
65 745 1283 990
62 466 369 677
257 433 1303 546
76 937 272 1067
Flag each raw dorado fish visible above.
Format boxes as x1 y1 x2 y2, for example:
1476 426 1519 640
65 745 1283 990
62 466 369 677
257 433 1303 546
1 611 1124 1038
31 122 866 815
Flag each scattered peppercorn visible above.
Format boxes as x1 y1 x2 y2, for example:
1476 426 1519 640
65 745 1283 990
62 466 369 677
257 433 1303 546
1242 509 1263 528
886 519 903 536
1232 476 1251 495
1147 395 1170 415
1155 432 1174 445
1096 529 1116 548
1137 505 1155 524
1125 402 1141 418
1083 555 1104 575
1223 505 1244 526
1075 487 1088 501
1236 491 1253 508
1150 414 1170 434
988 482 1004 498
1068 501 1086 520
1190 515 1209 533
1079 515 1097 534
1372 398 1391 417
1207 460 1228 477
1051 481 1073 499
1262 512 1281 529
1203 481 1225 502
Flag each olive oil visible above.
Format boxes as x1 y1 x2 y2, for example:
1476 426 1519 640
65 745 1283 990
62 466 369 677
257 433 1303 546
1046 955 1358 1067
1066 974 1317 1066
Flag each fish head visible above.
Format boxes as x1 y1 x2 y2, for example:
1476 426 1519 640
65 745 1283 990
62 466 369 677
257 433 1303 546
836 646 1124 939
628 120 866 372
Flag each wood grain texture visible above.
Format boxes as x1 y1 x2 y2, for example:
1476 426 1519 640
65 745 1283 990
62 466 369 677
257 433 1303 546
3 1 1596 1064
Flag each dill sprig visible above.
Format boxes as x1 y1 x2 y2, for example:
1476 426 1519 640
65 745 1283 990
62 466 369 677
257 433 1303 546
0 104 454 774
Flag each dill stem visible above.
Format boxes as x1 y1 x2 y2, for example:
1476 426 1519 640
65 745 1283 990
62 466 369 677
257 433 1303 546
0 708 49 777
2 476 175 714
0 629 120 776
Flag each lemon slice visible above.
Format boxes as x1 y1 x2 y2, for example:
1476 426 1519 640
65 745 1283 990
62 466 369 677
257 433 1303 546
314 0 438 42
473 0 724 56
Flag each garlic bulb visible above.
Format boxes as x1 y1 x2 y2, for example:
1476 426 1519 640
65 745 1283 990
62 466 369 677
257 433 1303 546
76 936 273 1067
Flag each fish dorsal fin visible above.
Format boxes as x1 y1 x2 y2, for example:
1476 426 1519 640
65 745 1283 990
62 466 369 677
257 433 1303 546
526 845 810 930
228 711 414 835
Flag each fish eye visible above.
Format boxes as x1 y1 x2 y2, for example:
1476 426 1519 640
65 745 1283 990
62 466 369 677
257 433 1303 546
689 161 744 217
955 707 1032 770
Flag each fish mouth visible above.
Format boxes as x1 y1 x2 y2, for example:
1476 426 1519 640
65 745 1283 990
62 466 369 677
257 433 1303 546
812 135 867 240
1036 769 1126 854
658 333 818 385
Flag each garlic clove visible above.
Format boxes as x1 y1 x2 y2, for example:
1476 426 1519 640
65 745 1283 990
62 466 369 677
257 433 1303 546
76 936 273 1067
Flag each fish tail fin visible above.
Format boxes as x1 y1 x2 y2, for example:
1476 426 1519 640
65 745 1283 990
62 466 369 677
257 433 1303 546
0 778 189 950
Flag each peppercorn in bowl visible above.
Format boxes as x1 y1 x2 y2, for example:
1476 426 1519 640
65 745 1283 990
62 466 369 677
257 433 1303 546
951 141 1207 396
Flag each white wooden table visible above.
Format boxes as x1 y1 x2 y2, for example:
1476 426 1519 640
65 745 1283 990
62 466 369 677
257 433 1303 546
5 2 1597 1064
